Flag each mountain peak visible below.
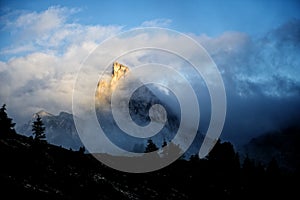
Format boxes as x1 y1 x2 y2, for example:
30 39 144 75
59 111 72 118
111 62 129 86
34 110 54 118
96 62 129 104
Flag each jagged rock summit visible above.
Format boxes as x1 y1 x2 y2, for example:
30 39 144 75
33 110 53 118
94 62 182 152
96 62 129 104
111 62 129 87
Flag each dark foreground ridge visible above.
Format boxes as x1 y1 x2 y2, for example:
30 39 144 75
0 132 299 200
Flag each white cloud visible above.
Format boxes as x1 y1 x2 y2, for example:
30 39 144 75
141 18 172 27
191 26 300 98
1 6 123 55
0 7 124 123
14 6 66 34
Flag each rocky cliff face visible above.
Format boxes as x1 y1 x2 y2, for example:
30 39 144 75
96 62 129 104
111 62 129 87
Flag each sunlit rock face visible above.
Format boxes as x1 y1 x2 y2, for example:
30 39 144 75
96 62 129 106
95 62 170 125
111 62 129 89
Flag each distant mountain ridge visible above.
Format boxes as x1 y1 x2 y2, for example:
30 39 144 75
17 110 83 150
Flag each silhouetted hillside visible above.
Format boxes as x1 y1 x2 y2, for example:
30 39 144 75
1 132 298 199
243 126 300 171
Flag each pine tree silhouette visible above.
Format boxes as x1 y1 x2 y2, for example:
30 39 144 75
162 139 167 148
189 154 200 162
78 146 85 154
266 157 280 177
0 104 16 136
144 139 158 153
242 154 255 173
32 114 46 140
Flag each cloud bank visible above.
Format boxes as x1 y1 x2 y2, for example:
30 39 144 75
0 6 299 144
195 19 300 143
0 6 123 122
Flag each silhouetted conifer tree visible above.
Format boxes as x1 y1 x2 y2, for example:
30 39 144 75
0 104 16 136
144 139 158 153
78 146 85 154
189 154 200 162
242 154 255 173
207 140 236 162
266 157 280 177
32 114 46 140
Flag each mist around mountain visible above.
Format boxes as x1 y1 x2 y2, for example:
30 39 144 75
93 62 202 155
16 62 184 155
96 83 184 153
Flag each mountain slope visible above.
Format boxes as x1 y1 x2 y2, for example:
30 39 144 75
242 126 300 171
0 133 200 199
17 111 83 150
1 132 298 199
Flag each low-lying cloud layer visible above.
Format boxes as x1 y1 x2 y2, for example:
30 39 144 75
0 6 299 144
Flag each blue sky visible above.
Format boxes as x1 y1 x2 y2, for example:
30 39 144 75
0 0 300 144
1 0 299 60
1 0 300 36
